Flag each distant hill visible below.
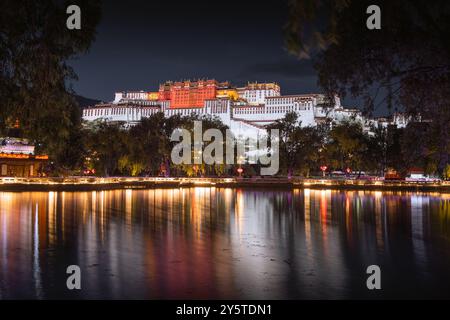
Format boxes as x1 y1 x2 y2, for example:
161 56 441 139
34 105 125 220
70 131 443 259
74 95 101 108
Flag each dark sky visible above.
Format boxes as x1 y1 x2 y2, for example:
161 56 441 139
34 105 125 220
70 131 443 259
70 0 321 102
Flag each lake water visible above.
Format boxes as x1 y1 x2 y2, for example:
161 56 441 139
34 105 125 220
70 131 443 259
0 188 449 299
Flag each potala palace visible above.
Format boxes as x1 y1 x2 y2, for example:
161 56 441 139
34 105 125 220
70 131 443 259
82 80 409 138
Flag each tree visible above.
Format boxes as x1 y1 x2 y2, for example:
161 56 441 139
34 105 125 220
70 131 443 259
364 125 387 176
444 164 450 180
0 0 101 171
401 122 440 176
266 112 302 176
325 121 369 174
285 0 450 176
267 112 326 177
84 121 129 176
176 114 230 177
114 113 230 177
127 113 173 176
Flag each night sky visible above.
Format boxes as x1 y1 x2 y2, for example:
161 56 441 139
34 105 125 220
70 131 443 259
70 0 369 113
70 1 319 99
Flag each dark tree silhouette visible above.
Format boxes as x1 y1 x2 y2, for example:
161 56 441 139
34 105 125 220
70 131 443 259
0 0 101 170
285 0 450 175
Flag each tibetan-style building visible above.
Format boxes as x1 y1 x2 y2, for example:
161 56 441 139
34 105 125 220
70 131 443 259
0 122 48 177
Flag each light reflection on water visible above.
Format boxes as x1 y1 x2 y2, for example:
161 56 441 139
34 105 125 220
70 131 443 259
0 188 449 299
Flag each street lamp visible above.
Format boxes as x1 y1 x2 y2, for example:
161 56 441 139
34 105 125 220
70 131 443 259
320 165 328 177
193 165 199 177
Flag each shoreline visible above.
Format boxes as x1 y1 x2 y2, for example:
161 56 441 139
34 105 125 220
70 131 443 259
1 177 449 193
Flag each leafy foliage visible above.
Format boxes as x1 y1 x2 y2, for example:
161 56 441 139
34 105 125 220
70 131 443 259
266 112 442 177
285 0 450 174
82 113 231 177
0 0 101 170
267 112 326 177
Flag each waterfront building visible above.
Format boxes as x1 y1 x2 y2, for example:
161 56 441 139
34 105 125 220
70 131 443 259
0 121 48 177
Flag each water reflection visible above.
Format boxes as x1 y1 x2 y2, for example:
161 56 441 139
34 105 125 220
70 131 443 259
0 189 449 299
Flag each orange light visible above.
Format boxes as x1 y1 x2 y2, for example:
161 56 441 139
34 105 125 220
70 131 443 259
0 153 29 159
0 153 48 160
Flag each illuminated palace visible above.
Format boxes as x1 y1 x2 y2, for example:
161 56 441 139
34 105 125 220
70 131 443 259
82 80 409 138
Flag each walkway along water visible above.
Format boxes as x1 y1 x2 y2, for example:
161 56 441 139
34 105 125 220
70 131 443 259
0 177 449 192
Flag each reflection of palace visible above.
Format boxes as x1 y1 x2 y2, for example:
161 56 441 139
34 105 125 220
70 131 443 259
1 189 449 299
0 121 48 177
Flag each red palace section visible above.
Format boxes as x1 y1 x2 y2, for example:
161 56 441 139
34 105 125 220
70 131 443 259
158 80 220 108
